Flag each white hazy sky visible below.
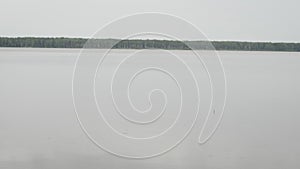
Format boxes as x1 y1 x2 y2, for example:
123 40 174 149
0 0 299 42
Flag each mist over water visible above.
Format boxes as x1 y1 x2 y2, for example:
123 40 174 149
1 48 300 169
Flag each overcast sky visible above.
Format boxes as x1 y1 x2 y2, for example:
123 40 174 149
1 0 299 42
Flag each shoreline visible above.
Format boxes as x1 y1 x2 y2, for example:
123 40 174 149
1 37 300 52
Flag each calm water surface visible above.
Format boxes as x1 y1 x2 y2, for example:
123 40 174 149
1 48 300 169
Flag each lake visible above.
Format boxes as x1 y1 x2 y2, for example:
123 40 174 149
1 48 300 169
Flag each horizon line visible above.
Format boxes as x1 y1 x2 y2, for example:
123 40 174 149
1 36 300 44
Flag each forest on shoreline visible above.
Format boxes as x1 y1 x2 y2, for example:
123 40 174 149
1 37 300 52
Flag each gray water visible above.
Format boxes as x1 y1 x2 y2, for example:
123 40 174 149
1 48 300 169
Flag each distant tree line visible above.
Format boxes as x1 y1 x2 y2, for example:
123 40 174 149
0 37 87 48
1 37 300 52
